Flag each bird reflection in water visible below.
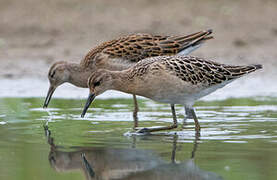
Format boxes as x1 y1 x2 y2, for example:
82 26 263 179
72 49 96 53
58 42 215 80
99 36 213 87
44 125 223 180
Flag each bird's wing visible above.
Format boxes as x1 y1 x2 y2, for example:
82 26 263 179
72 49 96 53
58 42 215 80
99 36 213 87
102 31 212 62
80 30 213 67
158 56 262 86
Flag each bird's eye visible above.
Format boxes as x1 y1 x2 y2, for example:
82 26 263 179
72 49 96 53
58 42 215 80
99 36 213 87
94 81 100 87
50 71 55 78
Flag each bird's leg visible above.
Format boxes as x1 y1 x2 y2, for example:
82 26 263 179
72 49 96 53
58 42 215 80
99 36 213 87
132 94 139 129
135 104 178 133
171 104 178 128
182 106 190 129
185 107 201 134
191 108 201 133
185 106 193 119
182 107 188 129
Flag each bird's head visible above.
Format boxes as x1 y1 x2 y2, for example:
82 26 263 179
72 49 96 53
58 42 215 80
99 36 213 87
43 61 70 108
81 69 114 117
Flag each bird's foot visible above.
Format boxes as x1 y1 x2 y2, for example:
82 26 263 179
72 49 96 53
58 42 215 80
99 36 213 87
135 127 151 134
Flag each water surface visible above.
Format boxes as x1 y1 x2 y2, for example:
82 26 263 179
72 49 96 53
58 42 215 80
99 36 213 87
0 97 277 180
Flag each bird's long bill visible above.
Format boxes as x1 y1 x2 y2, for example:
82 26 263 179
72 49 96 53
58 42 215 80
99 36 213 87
81 93 96 118
43 86 56 108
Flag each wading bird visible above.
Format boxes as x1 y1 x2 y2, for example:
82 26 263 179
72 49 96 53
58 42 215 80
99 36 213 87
43 30 213 129
81 55 262 133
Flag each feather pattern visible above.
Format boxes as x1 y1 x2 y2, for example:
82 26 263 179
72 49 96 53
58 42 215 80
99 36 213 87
128 55 262 87
80 30 213 67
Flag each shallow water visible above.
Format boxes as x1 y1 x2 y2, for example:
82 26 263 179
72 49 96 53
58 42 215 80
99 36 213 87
0 97 277 180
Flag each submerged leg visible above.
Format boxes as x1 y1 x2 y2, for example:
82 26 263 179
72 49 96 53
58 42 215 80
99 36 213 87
135 104 178 133
171 104 178 128
132 94 139 129
182 107 188 129
185 106 201 133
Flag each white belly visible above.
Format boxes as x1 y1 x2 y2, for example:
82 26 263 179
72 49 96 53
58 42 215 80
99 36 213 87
134 74 233 107
133 75 197 106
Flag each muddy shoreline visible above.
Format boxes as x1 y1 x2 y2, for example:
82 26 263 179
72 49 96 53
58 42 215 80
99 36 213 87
0 0 276 97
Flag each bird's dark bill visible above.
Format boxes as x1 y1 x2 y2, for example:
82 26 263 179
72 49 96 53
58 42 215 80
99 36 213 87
81 93 96 117
43 86 56 108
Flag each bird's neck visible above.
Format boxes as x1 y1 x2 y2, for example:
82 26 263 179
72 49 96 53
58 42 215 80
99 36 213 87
110 70 143 95
66 63 94 88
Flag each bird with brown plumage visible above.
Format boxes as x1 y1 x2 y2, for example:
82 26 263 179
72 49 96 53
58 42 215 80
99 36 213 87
81 55 262 134
43 30 213 129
